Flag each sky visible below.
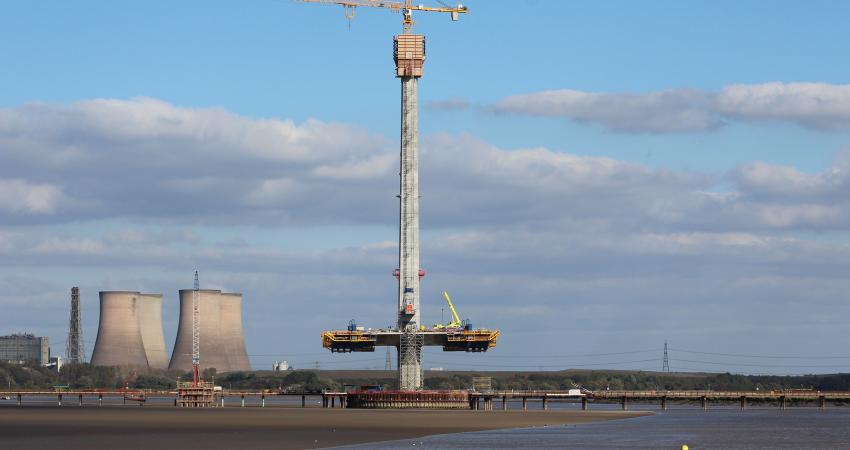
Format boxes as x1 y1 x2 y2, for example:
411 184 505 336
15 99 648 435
2 0 850 375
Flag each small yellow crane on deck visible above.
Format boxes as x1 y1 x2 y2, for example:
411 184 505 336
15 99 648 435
434 291 462 330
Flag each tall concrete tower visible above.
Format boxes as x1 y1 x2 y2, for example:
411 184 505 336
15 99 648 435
395 33 426 390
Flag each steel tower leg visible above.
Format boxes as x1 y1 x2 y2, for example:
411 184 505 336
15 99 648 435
397 76 422 391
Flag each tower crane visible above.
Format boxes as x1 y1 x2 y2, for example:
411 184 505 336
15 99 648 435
298 0 467 32
192 269 200 387
306 0 496 392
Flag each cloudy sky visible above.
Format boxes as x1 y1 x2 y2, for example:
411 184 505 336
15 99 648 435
3 0 850 374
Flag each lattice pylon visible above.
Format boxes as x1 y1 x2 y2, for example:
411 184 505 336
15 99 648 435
65 287 85 364
192 270 200 385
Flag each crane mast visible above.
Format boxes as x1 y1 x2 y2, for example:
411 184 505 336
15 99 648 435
192 270 200 386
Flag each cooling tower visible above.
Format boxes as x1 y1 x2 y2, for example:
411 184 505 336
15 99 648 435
90 291 167 369
137 294 168 369
168 289 250 373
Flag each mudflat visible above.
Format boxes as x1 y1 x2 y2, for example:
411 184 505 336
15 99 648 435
0 406 648 449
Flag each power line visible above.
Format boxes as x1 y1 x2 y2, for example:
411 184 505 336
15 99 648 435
445 349 660 359
670 358 850 369
670 348 850 360
425 358 662 369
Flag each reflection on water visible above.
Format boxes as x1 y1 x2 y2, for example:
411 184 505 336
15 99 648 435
346 406 850 449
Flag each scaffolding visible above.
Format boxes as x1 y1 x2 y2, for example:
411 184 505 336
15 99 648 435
399 330 423 390
177 380 216 407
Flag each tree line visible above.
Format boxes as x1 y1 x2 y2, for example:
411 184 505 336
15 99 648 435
5 362 850 393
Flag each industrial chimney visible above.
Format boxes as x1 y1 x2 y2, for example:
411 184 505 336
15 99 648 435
168 290 250 373
90 291 167 369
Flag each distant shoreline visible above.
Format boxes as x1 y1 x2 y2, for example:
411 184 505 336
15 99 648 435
0 406 649 450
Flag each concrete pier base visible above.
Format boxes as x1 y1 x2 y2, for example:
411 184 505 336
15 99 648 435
346 391 469 409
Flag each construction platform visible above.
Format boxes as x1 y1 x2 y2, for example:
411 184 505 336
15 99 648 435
176 381 216 407
321 329 499 353
345 390 469 409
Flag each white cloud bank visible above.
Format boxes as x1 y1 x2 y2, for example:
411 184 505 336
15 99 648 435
490 82 850 133
2 98 850 233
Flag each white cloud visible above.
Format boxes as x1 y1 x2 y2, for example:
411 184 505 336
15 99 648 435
0 179 66 214
492 88 720 133
488 82 850 133
717 82 850 130
425 97 471 112
4 98 850 233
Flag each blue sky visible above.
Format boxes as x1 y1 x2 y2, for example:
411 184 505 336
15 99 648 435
3 1 850 374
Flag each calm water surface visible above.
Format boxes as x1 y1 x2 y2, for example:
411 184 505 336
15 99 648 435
343 406 850 449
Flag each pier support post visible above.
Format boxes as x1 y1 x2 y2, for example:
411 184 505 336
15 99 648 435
302 395 306 408
502 396 507 411
543 396 549 411
819 396 826 409
331 396 336 408
621 397 628 411
661 396 667 411
582 396 588 411
522 397 527 410
701 396 707 411
740 396 747 411
98 394 103 407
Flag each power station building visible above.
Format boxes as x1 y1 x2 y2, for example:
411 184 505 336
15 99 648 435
0 333 49 365
168 289 250 373
90 291 168 369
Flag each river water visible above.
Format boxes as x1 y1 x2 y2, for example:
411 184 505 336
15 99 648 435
343 406 850 449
